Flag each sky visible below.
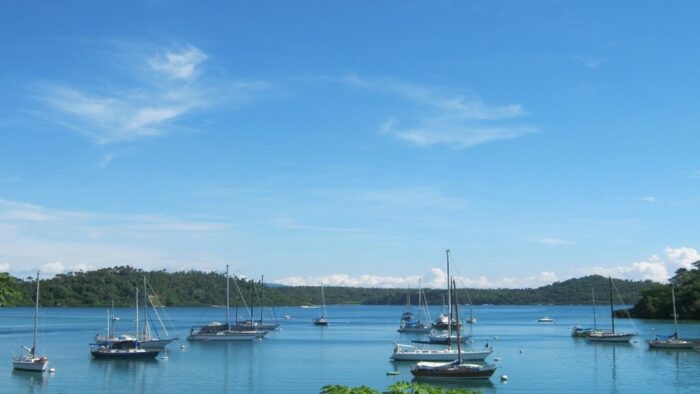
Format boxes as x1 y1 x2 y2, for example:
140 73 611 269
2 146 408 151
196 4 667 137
1 1 699 288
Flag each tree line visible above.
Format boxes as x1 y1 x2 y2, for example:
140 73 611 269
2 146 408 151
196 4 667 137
625 260 700 320
0 266 656 307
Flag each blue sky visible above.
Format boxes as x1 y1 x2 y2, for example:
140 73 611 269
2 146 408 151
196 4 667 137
1 1 699 288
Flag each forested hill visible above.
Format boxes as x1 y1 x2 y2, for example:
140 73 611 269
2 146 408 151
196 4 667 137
0 267 656 307
626 260 700 320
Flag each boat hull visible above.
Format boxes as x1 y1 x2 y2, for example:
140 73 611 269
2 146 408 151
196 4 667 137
91 350 160 359
411 362 496 380
187 331 266 341
12 357 48 372
587 333 635 343
392 346 492 361
648 340 695 349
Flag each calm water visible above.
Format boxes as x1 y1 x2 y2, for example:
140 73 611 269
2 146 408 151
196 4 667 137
1 305 699 393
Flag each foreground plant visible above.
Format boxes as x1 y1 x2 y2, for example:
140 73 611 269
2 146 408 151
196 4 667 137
320 382 479 394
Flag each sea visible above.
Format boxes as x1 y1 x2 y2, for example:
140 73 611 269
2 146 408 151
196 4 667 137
1 305 699 394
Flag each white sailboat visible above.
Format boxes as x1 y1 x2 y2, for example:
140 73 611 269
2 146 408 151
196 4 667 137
648 287 694 349
394 250 491 362
188 265 267 341
313 284 329 326
587 277 636 343
411 276 496 380
12 271 49 372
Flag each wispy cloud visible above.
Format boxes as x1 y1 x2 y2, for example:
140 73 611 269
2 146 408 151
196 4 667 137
271 217 362 233
579 246 699 283
573 55 606 69
342 76 536 149
36 44 267 144
681 170 700 179
635 196 657 203
354 187 465 209
532 237 572 246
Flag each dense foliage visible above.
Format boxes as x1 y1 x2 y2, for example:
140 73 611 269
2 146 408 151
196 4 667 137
321 381 480 394
627 261 700 320
0 266 654 307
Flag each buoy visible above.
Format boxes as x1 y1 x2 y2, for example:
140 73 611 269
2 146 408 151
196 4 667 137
180 345 186 349
501 375 509 382
469 339 474 343
48 368 56 373
493 336 498 339
494 357 501 362
519 349 523 353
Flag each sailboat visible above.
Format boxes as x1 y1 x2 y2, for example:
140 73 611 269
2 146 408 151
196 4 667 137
411 276 496 380
236 275 280 331
313 284 329 326
572 289 609 337
395 251 491 362
95 278 178 350
187 265 267 341
587 277 636 343
12 271 49 372
648 287 694 349
397 279 431 333
465 287 477 324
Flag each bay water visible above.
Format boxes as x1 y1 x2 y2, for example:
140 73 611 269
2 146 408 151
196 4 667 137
1 305 699 393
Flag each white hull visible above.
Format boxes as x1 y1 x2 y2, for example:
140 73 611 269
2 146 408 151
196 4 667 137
187 331 265 341
587 333 635 343
648 339 694 349
13 357 48 372
392 345 492 361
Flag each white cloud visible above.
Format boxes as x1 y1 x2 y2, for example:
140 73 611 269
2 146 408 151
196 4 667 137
0 263 9 272
148 47 207 81
40 262 94 276
532 237 571 246
579 246 699 283
343 77 536 149
573 55 606 69
635 196 656 203
37 44 266 144
273 268 559 289
271 217 362 233
0 198 56 222
354 187 464 209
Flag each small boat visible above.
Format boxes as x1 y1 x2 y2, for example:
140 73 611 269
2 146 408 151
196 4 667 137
426 330 470 344
187 265 268 341
537 317 554 323
587 277 637 343
398 279 432 333
648 287 694 349
12 271 49 372
313 284 329 326
572 289 601 337
90 339 160 360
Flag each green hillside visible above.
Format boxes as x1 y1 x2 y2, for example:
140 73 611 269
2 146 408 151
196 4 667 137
627 261 700 320
0 266 655 307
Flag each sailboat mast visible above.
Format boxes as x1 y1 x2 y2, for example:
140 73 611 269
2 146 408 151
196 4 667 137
226 265 230 328
446 250 452 345
135 288 139 340
672 286 679 337
592 288 597 330
143 276 148 340
32 270 40 357
608 276 615 334
259 275 264 324
453 280 462 364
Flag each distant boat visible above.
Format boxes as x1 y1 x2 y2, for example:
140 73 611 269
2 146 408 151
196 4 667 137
12 271 49 372
587 277 636 343
648 287 694 349
397 279 432 333
313 284 329 326
572 289 605 337
411 267 496 381
188 265 267 341
301 305 320 309
537 317 554 323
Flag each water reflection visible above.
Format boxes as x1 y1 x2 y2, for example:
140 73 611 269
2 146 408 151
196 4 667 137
11 370 48 393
